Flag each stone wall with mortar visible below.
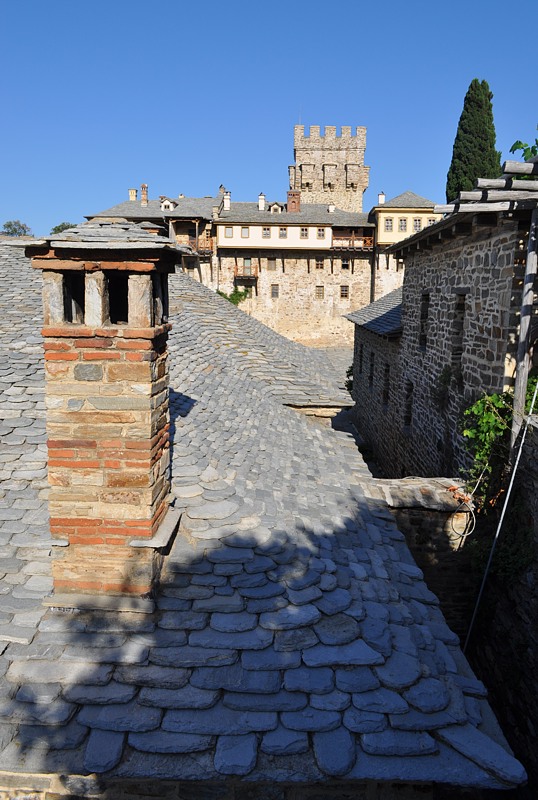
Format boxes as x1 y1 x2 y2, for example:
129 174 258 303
352 219 528 478
217 251 374 345
289 125 370 213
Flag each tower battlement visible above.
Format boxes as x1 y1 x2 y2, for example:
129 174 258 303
294 124 366 147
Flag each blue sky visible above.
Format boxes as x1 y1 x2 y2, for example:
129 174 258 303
2 0 536 236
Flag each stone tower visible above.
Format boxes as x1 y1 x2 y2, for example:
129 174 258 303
288 125 369 213
27 221 180 603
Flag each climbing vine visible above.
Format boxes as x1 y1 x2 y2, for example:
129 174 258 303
217 287 249 306
462 375 538 508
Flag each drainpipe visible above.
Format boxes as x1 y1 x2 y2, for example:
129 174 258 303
510 206 538 455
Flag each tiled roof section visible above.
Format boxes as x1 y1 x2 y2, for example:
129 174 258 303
346 288 403 337
168 273 352 408
88 196 220 221
0 243 526 791
379 191 437 209
217 202 374 228
31 219 181 251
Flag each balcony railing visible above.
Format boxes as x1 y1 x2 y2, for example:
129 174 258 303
332 235 374 250
187 237 214 253
234 264 259 280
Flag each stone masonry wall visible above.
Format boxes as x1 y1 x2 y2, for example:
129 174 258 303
351 329 404 474
218 251 373 345
44 321 170 594
353 219 527 478
289 125 369 213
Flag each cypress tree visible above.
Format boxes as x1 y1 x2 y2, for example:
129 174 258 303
446 79 502 202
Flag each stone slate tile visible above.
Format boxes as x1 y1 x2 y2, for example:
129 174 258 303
342 707 387 734
150 646 237 668
129 730 213 754
260 724 309 756
188 628 272 651
83 728 125 773
312 727 357 776
310 689 351 711
214 733 258 776
303 641 384 668
190 663 281 694
115 665 190 689
242 648 300 671
209 611 257 632
223 690 307 712
17 718 89 750
283 666 334 694
259 604 321 630
434 724 527 785
313 613 361 645
0 697 75 726
403 677 451 713
139 685 219 710
77 701 162 732
362 729 439 757
16 683 60 703
280 708 341 732
374 650 422 690
352 687 409 715
163 702 277 735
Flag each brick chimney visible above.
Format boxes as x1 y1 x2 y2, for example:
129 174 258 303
26 222 180 605
287 190 301 213
141 183 148 207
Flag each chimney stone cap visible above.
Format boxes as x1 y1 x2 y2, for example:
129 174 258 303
25 220 180 260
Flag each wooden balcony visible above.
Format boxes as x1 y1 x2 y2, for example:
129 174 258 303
187 237 214 254
234 264 259 281
332 235 374 250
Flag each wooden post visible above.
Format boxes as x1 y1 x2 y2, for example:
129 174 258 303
510 207 538 454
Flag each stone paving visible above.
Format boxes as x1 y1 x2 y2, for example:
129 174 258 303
0 240 526 793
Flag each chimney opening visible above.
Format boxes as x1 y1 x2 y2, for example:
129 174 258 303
108 272 129 325
63 272 85 323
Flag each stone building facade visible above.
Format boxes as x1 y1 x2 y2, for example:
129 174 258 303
350 213 532 478
288 125 370 213
89 126 446 345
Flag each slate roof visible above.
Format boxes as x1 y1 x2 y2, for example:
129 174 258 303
216 203 373 228
346 288 403 337
88 196 220 222
376 191 438 210
0 241 526 792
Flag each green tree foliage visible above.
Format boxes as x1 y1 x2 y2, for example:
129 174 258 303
510 125 538 163
446 79 502 202
50 222 77 235
1 219 32 237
